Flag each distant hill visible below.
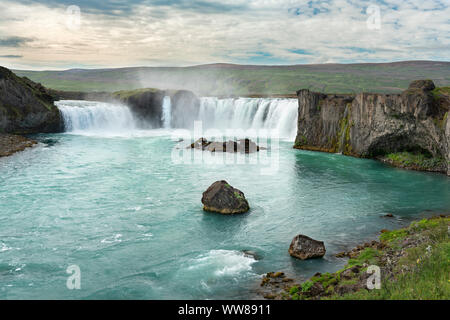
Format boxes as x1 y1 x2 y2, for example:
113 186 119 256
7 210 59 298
13 61 450 96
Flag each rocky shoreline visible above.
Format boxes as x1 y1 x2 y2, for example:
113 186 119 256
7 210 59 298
0 134 37 157
258 215 449 300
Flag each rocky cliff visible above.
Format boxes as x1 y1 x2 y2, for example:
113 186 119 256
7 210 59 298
294 80 450 175
113 88 200 129
0 67 63 134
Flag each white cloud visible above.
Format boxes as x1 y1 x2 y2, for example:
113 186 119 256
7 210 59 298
0 0 448 70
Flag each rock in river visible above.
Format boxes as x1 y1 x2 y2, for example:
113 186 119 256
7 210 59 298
188 138 263 153
201 180 250 214
288 235 326 260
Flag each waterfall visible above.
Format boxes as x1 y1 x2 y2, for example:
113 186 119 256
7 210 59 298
161 96 172 129
55 97 299 140
56 100 137 134
197 98 298 140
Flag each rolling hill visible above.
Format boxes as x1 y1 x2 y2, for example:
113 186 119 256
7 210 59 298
12 61 450 96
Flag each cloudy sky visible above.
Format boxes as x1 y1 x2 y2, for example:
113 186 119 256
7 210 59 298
0 0 448 70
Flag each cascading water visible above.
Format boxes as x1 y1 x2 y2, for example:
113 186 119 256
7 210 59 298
55 97 298 140
56 100 137 134
197 98 298 140
161 96 172 129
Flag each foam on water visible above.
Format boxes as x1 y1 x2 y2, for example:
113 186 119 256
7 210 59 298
188 250 257 277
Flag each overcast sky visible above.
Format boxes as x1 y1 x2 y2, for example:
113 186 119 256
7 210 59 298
0 0 448 70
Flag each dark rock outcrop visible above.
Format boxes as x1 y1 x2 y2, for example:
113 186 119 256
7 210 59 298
201 180 250 214
294 80 450 175
113 89 165 128
188 138 262 153
0 67 63 134
112 88 200 129
288 235 326 260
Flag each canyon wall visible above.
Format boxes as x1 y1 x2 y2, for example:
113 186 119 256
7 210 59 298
294 80 450 175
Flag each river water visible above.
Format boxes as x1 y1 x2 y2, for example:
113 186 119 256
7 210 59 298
0 99 449 299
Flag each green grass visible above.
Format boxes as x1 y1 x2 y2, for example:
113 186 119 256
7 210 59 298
12 61 450 95
113 88 160 99
432 86 450 99
347 247 382 267
386 152 445 170
334 217 450 300
287 217 450 300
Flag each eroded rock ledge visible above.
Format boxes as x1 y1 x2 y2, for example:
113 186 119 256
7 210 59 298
294 80 450 175
0 134 37 157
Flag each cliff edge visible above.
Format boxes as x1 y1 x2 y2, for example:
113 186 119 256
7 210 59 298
294 80 450 175
0 66 63 134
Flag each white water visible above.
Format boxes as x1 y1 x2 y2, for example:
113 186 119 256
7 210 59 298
161 96 172 129
56 100 137 135
56 97 299 140
198 98 298 140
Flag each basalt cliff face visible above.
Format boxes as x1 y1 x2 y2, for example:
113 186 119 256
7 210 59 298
294 80 450 175
114 89 200 129
0 67 63 134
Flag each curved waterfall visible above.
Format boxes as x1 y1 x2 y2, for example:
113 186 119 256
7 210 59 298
198 98 298 140
56 97 298 140
56 100 137 133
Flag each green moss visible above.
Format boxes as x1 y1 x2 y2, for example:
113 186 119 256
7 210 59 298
234 191 244 200
113 88 160 99
380 229 408 243
291 293 300 300
339 279 358 286
386 151 445 170
301 281 314 292
411 218 443 231
311 272 338 288
336 104 352 153
295 216 450 300
332 241 450 300
347 247 381 267
431 87 450 100
289 286 299 295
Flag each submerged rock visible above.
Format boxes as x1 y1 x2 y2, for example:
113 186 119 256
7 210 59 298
242 250 261 260
201 180 250 214
288 235 326 260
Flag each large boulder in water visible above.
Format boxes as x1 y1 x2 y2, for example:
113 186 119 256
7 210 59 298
201 180 250 214
288 235 326 260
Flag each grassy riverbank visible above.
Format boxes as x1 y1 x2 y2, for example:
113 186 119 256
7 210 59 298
261 216 450 300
